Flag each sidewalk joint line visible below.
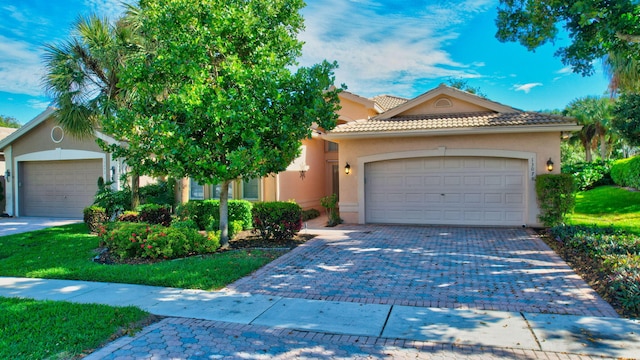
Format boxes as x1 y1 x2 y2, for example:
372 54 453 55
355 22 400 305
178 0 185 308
379 304 394 337
520 311 542 351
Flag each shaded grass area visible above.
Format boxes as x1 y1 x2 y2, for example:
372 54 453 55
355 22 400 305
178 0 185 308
567 186 640 234
0 297 151 359
0 223 284 290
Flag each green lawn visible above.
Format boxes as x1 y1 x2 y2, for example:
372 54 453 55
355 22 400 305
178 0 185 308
0 223 284 290
567 185 640 234
0 223 288 359
0 297 149 359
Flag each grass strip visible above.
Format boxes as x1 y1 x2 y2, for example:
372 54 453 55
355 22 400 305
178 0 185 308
0 223 284 290
0 297 150 359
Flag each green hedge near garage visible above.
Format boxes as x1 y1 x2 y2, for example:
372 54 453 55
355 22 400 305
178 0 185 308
611 156 640 189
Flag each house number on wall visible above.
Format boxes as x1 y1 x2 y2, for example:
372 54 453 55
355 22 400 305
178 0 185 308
530 157 536 180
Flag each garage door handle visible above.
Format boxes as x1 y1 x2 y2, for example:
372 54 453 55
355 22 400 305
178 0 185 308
441 194 445 196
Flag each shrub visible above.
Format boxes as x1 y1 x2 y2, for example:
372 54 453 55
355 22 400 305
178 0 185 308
117 211 139 223
206 219 243 239
137 204 172 226
536 174 576 227
252 201 302 240
139 180 175 207
176 199 252 230
170 218 199 230
549 225 640 316
320 194 342 227
83 206 108 233
302 208 321 221
101 222 219 260
610 156 640 189
93 179 132 218
561 161 613 191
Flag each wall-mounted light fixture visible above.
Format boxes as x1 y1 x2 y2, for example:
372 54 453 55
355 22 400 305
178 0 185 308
546 158 554 172
344 163 351 175
4 169 10 182
110 166 116 181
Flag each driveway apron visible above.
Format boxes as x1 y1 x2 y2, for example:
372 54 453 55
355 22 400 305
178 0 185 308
228 225 617 317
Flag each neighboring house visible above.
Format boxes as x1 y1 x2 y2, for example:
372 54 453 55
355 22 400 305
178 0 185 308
0 90 379 218
326 84 580 227
0 84 578 225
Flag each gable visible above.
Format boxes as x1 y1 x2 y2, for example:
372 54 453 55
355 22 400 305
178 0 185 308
396 95 492 116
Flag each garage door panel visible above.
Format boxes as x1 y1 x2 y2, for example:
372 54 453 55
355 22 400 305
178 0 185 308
365 157 527 226
20 159 102 218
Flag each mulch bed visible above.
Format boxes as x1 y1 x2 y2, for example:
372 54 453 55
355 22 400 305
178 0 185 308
534 228 626 317
93 230 315 265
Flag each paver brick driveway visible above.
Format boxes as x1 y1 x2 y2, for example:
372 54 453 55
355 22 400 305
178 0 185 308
228 225 617 317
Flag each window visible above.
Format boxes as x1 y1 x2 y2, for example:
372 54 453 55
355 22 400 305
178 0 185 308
242 178 259 200
326 141 339 152
214 182 234 199
190 178 204 200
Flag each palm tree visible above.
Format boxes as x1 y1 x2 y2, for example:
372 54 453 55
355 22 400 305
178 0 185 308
565 96 615 162
43 10 143 208
605 51 640 95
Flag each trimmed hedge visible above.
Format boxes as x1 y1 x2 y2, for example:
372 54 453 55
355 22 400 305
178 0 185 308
137 204 172 226
99 222 220 260
83 206 108 233
176 199 252 230
611 156 640 189
562 161 613 191
536 174 576 227
252 201 302 241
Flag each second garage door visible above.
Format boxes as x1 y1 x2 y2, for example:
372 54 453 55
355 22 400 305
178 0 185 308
365 157 527 226
19 159 102 218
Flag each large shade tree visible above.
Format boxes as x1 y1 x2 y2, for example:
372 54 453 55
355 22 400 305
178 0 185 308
102 0 342 247
42 10 144 208
495 0 640 77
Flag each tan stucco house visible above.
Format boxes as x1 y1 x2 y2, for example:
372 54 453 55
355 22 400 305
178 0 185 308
0 90 377 218
326 84 580 227
0 84 579 225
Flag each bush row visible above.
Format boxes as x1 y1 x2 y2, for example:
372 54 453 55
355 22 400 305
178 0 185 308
550 225 640 316
611 156 640 189
176 200 253 231
94 179 175 218
252 202 302 240
98 222 220 260
561 161 613 191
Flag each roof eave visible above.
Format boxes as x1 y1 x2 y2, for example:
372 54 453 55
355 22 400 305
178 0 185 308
0 107 56 150
325 124 582 140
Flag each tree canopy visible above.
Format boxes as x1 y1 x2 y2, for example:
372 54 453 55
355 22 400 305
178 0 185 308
102 0 342 245
0 115 21 128
495 0 640 77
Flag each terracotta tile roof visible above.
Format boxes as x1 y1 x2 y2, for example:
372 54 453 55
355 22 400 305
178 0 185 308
330 111 576 134
371 95 409 111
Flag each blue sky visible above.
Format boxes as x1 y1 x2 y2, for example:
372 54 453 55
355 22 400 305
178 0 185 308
1 0 610 124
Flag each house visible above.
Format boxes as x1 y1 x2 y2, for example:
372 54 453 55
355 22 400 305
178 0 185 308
0 90 375 218
0 84 578 226
325 84 580 227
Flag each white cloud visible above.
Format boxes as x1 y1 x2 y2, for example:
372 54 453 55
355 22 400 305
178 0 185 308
556 66 572 75
0 35 45 96
83 0 127 20
299 0 492 97
27 99 51 110
513 83 543 93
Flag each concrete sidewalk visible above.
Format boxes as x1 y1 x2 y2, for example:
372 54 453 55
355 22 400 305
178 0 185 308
1 276 638 359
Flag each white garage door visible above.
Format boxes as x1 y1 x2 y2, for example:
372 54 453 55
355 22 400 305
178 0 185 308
20 160 102 218
365 157 526 226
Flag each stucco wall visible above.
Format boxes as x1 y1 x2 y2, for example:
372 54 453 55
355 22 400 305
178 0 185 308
277 137 327 210
337 97 378 122
336 131 561 226
399 96 489 116
11 118 105 157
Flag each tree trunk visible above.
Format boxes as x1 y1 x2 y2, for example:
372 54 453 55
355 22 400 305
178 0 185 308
600 134 608 160
131 171 140 209
219 179 231 249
